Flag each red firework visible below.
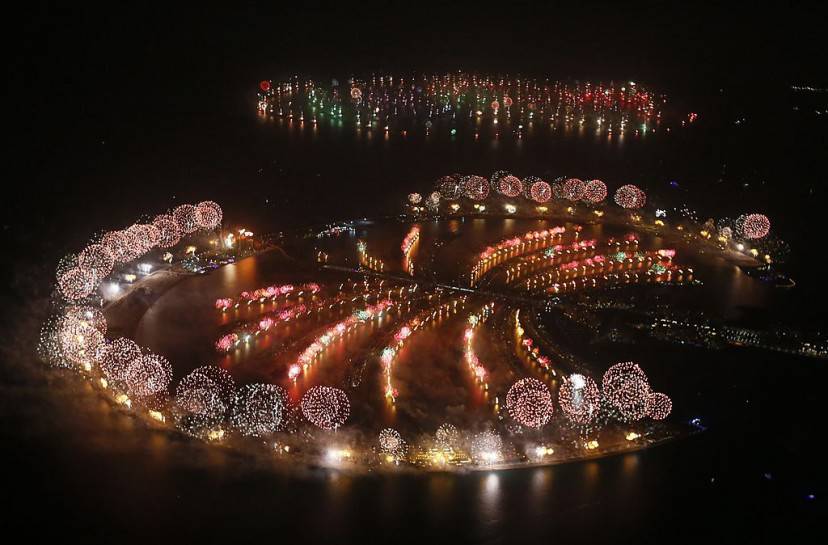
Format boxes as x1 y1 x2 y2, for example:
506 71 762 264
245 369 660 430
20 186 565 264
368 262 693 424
614 184 647 209
583 179 608 203
562 178 587 201
529 179 552 203
462 175 490 200
498 175 523 197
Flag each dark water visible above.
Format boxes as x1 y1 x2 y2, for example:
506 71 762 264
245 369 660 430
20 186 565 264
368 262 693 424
5 73 828 542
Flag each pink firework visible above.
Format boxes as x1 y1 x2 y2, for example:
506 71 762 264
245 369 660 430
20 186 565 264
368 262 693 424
196 201 223 230
426 191 441 210
173 204 200 234
740 213 770 239
614 185 647 209
58 315 106 367
301 385 350 430
583 179 608 203
144 224 161 248
215 298 233 310
506 377 554 428
601 362 652 421
101 231 132 263
78 243 115 279
124 224 155 258
216 333 239 352
153 214 182 248
175 366 235 434
562 178 587 201
100 337 142 387
118 228 142 261
645 392 672 420
551 179 566 200
125 354 173 398
462 175 490 200
64 305 107 334
58 267 97 300
259 317 274 331
378 428 407 456
558 373 601 425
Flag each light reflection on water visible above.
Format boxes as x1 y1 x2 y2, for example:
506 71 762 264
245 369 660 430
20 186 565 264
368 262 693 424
479 472 501 520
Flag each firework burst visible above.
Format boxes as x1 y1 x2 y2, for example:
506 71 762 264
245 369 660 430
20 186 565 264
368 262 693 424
738 213 770 239
614 185 647 209
462 175 490 201
506 377 554 428
583 179 608 203
601 362 652 422
152 214 182 248
175 366 235 436
558 373 601 425
301 386 350 430
562 178 587 201
231 383 287 437
378 428 408 458
471 430 503 464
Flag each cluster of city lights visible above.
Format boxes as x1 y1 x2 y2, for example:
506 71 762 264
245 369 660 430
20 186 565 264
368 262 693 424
401 225 420 274
520 248 682 294
463 303 495 390
357 240 386 272
471 226 566 284
214 282 321 311
288 299 398 381
514 310 554 373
